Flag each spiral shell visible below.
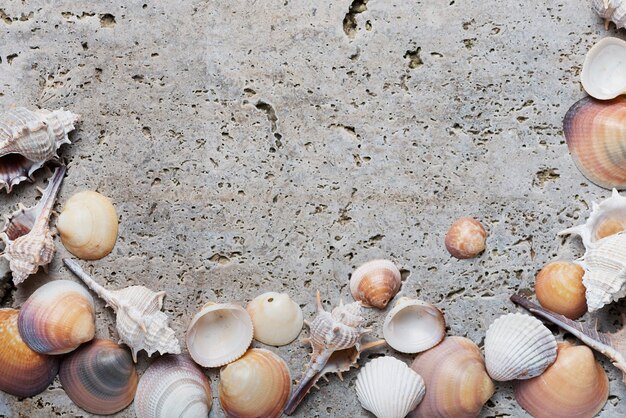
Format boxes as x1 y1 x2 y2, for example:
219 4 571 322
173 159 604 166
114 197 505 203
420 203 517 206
57 191 119 260
246 292 303 346
535 261 587 320
592 0 626 30
581 37 626 100
444 217 487 259
350 259 402 309
59 339 137 415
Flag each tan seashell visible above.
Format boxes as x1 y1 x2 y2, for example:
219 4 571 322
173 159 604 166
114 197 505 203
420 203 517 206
350 259 401 309
592 0 626 30
581 37 626 100
246 292 303 346
535 261 587 320
409 336 495 418
57 191 118 260
187 302 253 368
219 348 291 418
444 217 486 259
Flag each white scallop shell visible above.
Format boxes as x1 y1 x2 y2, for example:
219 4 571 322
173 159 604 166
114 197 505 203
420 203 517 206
581 37 626 100
356 356 425 418
246 292 303 346
592 0 626 29
382 297 446 354
484 313 557 381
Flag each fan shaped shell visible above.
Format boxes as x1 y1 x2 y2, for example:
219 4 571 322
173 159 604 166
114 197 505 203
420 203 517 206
246 292 303 346
383 297 446 354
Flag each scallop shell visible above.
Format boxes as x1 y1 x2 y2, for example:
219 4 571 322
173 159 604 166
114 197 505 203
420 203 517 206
18 279 95 354
382 297 446 354
246 292 303 346
59 339 138 415
356 356 425 418
219 348 291 418
0 308 60 397
0 107 78 193
135 355 212 418
56 191 119 260
63 258 181 361
484 313 557 381
187 301 253 367
444 217 487 259
350 259 401 309
515 342 608 418
581 37 626 100
535 261 587 320
593 0 626 30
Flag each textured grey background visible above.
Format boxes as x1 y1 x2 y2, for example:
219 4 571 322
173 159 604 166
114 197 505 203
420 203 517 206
1 0 625 417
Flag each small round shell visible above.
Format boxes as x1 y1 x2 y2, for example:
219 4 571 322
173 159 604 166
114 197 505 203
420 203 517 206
350 259 401 309
444 217 487 259
535 261 587 320
581 37 626 100
246 292 303 346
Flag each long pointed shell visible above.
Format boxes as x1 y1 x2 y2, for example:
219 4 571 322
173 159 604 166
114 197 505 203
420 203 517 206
135 355 212 418
246 292 303 346
350 259 401 309
382 297 445 354
18 280 95 354
592 0 626 30
356 356 425 418
59 339 138 415
219 348 291 418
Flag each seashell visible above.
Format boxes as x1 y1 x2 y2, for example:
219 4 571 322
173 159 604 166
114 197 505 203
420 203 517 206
219 348 291 418
135 354 212 418
56 191 119 260
18 279 95 354
59 339 138 415
581 37 626 100
246 292 303 346
187 301 253 367
350 259 401 309
563 96 626 189
1 166 65 285
0 107 78 193
63 258 181 361
535 261 587 320
382 297 446 354
356 356 425 418
515 342 608 418
0 308 60 397
592 0 626 30
444 217 487 259
409 336 495 418
284 291 384 415
484 312 557 381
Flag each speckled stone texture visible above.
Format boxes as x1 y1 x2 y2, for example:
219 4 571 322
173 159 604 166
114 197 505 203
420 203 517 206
0 0 625 417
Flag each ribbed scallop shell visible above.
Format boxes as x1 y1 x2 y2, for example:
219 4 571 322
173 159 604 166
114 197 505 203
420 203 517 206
581 37 626 100
219 348 291 418
484 313 557 381
350 259 401 309
0 308 60 397
593 0 626 29
246 292 303 346
356 356 425 418
444 217 487 259
18 280 95 354
135 355 212 418
59 339 137 415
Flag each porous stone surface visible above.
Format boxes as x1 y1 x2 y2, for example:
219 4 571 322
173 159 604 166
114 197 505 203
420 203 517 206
1 0 625 417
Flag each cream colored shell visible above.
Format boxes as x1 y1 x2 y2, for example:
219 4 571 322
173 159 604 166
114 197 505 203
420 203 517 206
581 37 626 100
246 292 303 346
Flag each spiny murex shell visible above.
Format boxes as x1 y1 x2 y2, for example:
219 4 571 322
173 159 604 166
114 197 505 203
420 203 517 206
356 356 425 418
350 259 402 309
581 37 626 100
1 165 65 285
484 312 557 381
63 258 181 361
246 292 303 346
0 107 78 193
592 0 626 30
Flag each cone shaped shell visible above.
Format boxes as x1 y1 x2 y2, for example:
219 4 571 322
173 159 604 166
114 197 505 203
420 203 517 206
350 259 401 309
246 292 303 346
582 37 626 100
18 280 95 354
515 342 608 418
135 355 212 418
0 309 60 397
383 297 446 354
219 348 291 418
59 339 137 415
445 217 487 259
356 356 425 418
535 261 587 320
57 191 118 260
409 336 494 418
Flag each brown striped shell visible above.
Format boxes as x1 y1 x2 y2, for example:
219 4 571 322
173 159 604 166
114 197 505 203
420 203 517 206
445 217 487 259
350 259 401 309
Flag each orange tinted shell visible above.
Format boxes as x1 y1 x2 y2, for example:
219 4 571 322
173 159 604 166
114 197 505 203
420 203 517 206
535 261 587 320
445 217 487 259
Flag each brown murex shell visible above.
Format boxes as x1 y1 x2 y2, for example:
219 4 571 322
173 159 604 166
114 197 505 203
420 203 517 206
444 217 487 259
350 259 401 309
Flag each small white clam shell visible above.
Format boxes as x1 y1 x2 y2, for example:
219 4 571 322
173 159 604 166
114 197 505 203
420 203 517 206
484 313 557 381
246 292 303 346
356 356 425 418
581 37 626 100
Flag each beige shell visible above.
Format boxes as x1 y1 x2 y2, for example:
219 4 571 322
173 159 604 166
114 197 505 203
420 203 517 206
246 292 303 346
350 259 401 309
535 261 587 320
187 302 253 368
382 297 445 354
592 0 626 30
444 217 487 259
581 37 626 100
57 191 118 260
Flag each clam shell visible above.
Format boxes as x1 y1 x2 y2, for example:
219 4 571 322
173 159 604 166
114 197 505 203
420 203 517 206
356 356 425 418
535 261 587 320
59 339 137 415
219 348 291 418
382 297 446 354
350 259 401 309
0 308 60 397
246 292 303 346
484 313 557 381
592 0 626 30
57 191 119 260
444 217 487 259
135 355 212 418
581 37 626 100
187 302 253 368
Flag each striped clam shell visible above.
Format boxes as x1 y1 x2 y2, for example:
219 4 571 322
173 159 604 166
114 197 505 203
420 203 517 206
350 259 402 309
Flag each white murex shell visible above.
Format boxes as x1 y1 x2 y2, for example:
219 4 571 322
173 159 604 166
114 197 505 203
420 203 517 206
246 292 303 346
592 0 626 30
581 37 626 100
484 313 557 381
356 356 426 418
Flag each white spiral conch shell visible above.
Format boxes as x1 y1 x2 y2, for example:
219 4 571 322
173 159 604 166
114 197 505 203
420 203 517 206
581 37 626 100
246 292 303 346
592 0 626 30
355 356 425 418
